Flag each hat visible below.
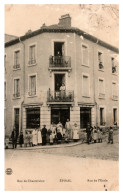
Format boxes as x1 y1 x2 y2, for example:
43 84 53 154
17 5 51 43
74 123 77 126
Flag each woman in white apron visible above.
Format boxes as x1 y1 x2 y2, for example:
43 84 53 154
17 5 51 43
37 128 42 145
73 123 79 142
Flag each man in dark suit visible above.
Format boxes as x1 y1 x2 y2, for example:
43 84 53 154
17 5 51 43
86 122 91 145
41 125 47 146
11 127 18 149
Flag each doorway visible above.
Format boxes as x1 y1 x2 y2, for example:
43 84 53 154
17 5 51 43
14 108 20 135
54 74 65 91
54 42 65 56
80 107 91 128
51 106 70 127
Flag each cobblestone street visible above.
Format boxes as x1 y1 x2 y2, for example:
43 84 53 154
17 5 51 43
32 130 119 161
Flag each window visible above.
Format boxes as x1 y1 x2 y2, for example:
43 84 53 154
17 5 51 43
111 57 117 73
4 82 6 100
28 75 36 96
82 74 90 97
26 108 40 129
14 108 19 133
82 45 88 66
98 51 104 70
100 107 105 125
113 108 117 125
29 45 36 65
13 79 20 98
112 82 118 100
99 78 105 98
14 50 20 69
80 107 91 128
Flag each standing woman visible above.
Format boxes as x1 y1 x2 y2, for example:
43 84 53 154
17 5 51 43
37 128 42 145
73 123 79 142
41 125 47 145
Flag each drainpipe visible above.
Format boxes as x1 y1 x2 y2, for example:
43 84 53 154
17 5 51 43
19 37 25 132
93 39 99 127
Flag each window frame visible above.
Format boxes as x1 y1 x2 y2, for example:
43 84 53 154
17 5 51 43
98 77 105 99
13 48 21 70
99 105 106 126
13 77 21 99
97 50 104 71
28 42 37 66
28 73 37 97
82 73 90 98
81 43 89 67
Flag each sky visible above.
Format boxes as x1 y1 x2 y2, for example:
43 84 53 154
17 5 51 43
5 4 119 47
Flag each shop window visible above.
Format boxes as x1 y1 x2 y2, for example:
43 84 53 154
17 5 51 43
80 107 91 128
26 108 40 129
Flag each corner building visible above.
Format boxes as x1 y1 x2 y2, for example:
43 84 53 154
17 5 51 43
5 14 119 136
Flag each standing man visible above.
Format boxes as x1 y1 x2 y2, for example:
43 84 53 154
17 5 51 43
41 125 47 146
86 122 91 144
11 127 18 149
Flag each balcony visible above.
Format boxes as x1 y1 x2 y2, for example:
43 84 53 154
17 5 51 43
49 56 71 71
47 90 74 103
13 64 20 69
112 95 118 101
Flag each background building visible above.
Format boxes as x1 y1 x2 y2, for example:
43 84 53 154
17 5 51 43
5 14 119 136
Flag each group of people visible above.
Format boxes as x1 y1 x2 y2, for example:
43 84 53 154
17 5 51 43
11 120 114 149
86 122 114 145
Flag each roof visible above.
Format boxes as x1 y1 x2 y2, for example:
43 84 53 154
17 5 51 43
5 34 18 43
5 25 119 53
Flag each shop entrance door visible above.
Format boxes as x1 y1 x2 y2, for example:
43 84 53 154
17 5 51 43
51 106 70 127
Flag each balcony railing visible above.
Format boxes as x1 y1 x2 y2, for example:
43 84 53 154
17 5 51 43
13 64 20 69
28 59 36 65
28 91 36 96
47 90 74 102
112 95 118 101
13 92 20 98
49 56 71 68
99 93 105 99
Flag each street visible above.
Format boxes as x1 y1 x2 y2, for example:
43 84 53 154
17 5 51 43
5 131 119 191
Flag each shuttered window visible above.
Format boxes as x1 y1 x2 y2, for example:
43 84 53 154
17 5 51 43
82 45 88 65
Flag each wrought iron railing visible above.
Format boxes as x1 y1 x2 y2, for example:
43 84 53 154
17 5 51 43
47 90 74 102
99 93 105 99
13 64 20 69
112 95 118 101
49 56 71 68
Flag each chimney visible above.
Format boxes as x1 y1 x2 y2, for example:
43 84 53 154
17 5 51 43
58 14 71 27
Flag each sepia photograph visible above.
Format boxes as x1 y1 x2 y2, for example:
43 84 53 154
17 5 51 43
4 4 119 191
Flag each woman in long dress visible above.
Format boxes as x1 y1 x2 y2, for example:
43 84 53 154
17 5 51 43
73 123 79 142
32 129 38 146
37 128 42 145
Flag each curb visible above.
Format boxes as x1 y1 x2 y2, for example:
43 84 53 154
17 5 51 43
16 141 82 150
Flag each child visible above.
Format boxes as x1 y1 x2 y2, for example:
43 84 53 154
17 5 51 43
92 126 98 143
108 126 113 144
97 127 103 143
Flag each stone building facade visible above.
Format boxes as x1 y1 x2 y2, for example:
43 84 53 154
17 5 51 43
5 14 119 136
